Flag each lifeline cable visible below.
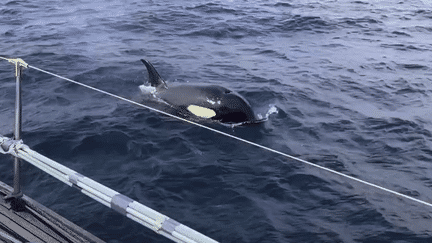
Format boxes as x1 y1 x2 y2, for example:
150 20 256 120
6 61 432 208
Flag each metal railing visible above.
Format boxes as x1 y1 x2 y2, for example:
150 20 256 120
0 57 218 243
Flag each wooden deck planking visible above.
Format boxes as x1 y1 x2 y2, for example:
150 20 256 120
0 180 104 243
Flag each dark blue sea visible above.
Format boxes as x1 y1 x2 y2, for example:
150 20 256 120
1 0 432 242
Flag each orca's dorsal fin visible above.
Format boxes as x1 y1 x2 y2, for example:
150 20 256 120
141 59 168 89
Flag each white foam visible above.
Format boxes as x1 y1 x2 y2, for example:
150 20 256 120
266 104 278 118
139 85 157 95
206 98 216 105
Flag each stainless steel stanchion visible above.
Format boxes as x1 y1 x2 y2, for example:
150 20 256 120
5 61 25 201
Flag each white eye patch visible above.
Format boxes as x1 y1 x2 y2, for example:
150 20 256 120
187 105 216 118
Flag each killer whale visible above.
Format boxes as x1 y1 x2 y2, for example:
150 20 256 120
140 59 260 124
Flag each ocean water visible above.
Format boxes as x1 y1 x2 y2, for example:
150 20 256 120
1 0 432 242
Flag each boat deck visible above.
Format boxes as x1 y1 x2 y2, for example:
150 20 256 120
0 181 104 243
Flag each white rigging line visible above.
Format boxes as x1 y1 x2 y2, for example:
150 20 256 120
15 64 431 208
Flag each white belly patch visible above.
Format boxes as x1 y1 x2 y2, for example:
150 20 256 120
187 105 216 118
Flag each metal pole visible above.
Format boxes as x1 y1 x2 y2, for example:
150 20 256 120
5 64 23 200
13 65 23 197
